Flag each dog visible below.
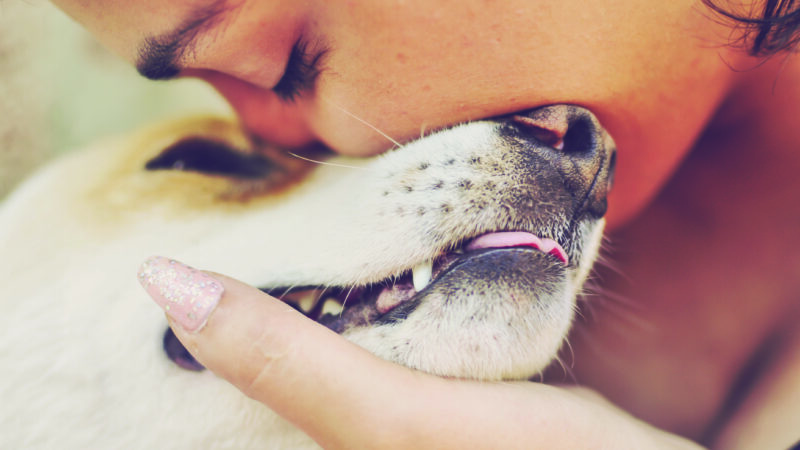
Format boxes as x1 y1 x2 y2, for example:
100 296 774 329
0 105 615 448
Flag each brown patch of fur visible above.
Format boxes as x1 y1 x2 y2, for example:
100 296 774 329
82 116 321 222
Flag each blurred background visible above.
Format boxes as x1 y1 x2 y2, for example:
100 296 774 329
0 0 232 198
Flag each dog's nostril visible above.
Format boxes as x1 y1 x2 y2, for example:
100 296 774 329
560 116 597 156
509 108 601 157
510 115 567 150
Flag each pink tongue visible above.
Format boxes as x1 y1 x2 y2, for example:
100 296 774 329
465 231 568 265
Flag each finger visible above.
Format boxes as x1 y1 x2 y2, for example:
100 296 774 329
137 256 425 448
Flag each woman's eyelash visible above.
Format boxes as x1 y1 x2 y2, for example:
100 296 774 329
272 39 327 102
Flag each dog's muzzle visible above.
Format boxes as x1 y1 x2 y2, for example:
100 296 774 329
265 105 615 333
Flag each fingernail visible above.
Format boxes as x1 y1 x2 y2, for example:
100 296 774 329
137 256 224 332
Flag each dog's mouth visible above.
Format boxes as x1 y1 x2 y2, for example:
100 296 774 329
163 231 570 371
264 231 568 333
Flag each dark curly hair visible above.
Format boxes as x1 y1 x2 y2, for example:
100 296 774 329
703 0 800 56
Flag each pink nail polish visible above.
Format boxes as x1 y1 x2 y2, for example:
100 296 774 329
137 256 224 332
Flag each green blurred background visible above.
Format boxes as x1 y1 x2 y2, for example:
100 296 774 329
0 0 232 198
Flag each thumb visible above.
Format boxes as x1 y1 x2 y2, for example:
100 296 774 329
136 256 424 448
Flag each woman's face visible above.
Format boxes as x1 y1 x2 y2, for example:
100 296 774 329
52 0 745 226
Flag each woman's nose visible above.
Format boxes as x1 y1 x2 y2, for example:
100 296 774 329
188 69 318 149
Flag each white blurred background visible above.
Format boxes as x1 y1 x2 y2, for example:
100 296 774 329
0 0 232 198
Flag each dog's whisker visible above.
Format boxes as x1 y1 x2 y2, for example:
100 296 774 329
607 308 657 335
279 285 298 299
596 288 643 311
569 325 618 365
561 337 576 372
594 252 629 283
286 151 373 171
340 285 358 313
320 95 402 148
590 289 656 336
574 299 592 322
552 352 578 384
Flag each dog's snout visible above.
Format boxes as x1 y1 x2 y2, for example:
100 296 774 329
503 105 616 218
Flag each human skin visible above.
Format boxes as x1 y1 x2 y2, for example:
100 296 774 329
54 0 750 228
563 53 800 447
51 0 800 447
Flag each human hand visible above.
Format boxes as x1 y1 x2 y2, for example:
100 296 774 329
138 256 700 449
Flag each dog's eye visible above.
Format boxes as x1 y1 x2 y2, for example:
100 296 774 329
145 137 275 179
272 39 327 102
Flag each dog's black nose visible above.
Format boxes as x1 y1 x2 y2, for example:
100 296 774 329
501 105 616 218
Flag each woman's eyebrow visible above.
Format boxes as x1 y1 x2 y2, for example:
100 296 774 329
136 0 230 80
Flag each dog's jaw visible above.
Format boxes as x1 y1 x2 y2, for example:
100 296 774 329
345 250 577 379
340 220 605 380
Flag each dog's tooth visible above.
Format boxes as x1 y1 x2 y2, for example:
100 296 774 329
321 298 344 316
412 260 433 292
298 292 319 313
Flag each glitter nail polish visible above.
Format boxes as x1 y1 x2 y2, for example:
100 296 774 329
138 256 224 332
